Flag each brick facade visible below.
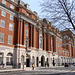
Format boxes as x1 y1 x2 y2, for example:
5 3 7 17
0 0 75 68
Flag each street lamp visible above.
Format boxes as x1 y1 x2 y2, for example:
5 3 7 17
52 52 55 66
58 50 59 66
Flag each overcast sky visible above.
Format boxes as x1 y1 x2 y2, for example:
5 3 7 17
21 0 43 17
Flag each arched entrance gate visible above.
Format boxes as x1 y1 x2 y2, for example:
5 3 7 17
41 56 45 67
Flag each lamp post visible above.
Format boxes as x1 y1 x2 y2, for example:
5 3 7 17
58 50 59 66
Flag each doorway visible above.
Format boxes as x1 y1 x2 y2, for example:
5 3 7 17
26 54 30 67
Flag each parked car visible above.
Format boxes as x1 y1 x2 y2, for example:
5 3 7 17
64 63 69 67
73 63 75 66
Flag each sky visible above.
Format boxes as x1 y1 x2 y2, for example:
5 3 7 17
21 0 43 17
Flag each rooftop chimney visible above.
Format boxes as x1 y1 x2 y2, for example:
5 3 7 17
18 0 21 4
24 4 30 10
34 11 37 15
43 18 47 23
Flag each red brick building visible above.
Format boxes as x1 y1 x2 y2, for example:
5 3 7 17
0 0 75 68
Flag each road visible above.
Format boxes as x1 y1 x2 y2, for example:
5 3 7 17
0 66 75 75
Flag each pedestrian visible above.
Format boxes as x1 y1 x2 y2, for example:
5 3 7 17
47 63 49 67
53 60 55 66
45 63 46 67
3 63 5 68
32 63 34 70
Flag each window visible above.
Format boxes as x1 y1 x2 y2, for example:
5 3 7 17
51 39 52 45
25 40 27 47
26 30 28 36
0 33 4 43
39 39 42 48
10 15 14 20
9 23 13 31
11 0 14 2
8 35 12 45
0 20 5 28
10 5 14 9
1 10 6 17
26 23 28 27
2 0 6 5
27 13 29 16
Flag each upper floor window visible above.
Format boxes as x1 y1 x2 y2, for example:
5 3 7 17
0 33 4 43
25 40 27 47
10 15 14 20
9 23 13 31
26 23 28 27
51 39 52 45
1 10 6 17
2 0 6 5
10 5 14 9
27 13 29 16
0 20 5 28
8 35 12 45
26 29 28 36
39 39 42 49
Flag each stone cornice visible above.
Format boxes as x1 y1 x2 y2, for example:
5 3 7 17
18 12 36 23
18 5 37 18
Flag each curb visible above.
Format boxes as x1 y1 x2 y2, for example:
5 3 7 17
0 69 23 73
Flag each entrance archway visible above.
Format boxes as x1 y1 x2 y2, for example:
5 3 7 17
26 54 30 67
41 56 45 67
36 57 39 67
6 53 13 65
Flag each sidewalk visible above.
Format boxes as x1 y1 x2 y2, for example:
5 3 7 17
0 68 24 73
0 66 64 73
0 67 34 73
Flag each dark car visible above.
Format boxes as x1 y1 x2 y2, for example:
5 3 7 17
73 63 75 66
64 63 69 67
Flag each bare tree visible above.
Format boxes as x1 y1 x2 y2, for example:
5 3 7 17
40 0 75 33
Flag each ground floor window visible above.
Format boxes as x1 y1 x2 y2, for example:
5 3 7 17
0 53 3 65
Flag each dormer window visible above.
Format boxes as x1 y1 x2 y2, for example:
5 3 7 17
10 5 14 9
24 4 30 9
2 0 6 5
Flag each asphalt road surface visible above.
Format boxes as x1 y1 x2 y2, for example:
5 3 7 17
0 66 75 75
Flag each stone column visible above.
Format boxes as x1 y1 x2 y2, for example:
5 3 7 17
39 57 41 67
51 35 53 51
3 53 7 68
35 57 37 67
43 33 46 50
48 34 50 51
30 25 33 47
17 19 23 45
22 20 25 45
